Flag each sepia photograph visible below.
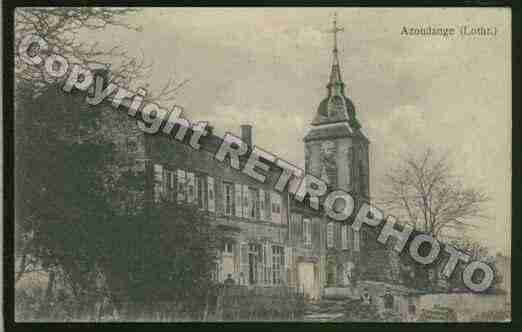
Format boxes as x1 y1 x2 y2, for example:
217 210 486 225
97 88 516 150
8 6 512 323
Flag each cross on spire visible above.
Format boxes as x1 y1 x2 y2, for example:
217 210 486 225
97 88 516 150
328 12 344 53
326 13 344 89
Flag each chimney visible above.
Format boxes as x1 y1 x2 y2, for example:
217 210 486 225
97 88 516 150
241 124 253 146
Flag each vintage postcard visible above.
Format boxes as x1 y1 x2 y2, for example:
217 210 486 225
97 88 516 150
11 7 511 322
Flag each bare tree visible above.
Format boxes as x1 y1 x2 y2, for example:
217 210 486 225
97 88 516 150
448 237 490 261
380 148 489 240
15 8 188 101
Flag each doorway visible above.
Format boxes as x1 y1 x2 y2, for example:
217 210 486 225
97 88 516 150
298 262 319 299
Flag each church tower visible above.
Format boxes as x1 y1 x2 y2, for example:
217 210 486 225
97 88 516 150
304 14 370 201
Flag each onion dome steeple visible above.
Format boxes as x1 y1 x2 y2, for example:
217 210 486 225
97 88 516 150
312 13 361 130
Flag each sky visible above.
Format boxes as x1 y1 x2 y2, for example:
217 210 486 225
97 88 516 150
81 8 511 254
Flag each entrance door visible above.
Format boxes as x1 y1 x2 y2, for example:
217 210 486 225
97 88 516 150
298 262 318 299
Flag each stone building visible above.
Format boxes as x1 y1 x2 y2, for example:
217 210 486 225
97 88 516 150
137 17 377 301
89 17 402 302
25 18 429 309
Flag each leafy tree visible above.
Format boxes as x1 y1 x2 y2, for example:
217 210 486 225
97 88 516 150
15 82 118 317
104 201 229 318
16 81 230 319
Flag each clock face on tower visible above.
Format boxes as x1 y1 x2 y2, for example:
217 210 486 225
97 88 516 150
321 140 335 156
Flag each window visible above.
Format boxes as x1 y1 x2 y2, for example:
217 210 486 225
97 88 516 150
223 242 234 254
248 244 261 285
290 214 301 243
341 224 348 250
303 218 312 247
242 185 250 218
327 222 334 248
270 192 282 223
285 246 293 286
126 136 138 152
272 246 285 284
153 164 163 203
207 176 215 212
408 298 416 315
196 174 206 210
210 262 219 282
221 255 234 282
261 243 271 285
354 230 360 251
223 182 234 216
177 170 186 202
264 191 271 221
259 189 265 220
235 183 243 217
271 203 279 213
249 188 259 219
187 172 195 203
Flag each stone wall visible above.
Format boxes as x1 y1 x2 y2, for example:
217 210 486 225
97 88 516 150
413 292 511 322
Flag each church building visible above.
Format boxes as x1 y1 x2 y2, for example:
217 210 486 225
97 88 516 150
50 16 412 304
138 15 376 301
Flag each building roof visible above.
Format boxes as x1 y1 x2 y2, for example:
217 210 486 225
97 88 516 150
309 16 363 135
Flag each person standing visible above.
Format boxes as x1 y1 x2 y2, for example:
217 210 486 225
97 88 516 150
360 288 372 305
383 288 394 311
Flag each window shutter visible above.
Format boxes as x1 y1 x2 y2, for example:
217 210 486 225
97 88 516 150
327 222 334 248
348 225 354 249
254 189 260 220
207 176 215 212
235 183 243 217
289 214 295 244
335 222 341 249
257 245 263 285
169 170 176 202
153 164 163 182
217 252 224 282
169 171 176 190
266 244 273 285
285 246 291 285
312 218 321 249
354 230 360 252
301 218 309 247
233 243 240 281
153 164 163 202
308 219 313 247
298 215 304 244
341 224 348 250
193 174 199 205
263 242 269 285
161 169 168 200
